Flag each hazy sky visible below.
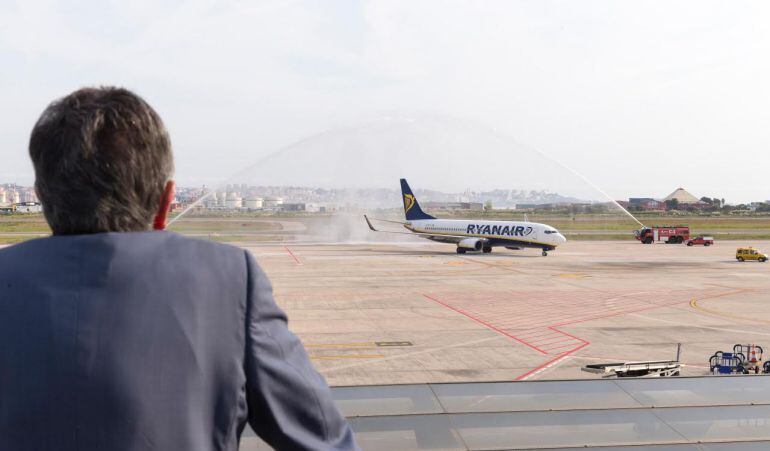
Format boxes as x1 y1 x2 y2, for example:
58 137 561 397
1 0 769 202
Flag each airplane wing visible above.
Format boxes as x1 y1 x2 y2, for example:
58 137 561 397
364 215 469 242
365 216 406 228
364 215 414 235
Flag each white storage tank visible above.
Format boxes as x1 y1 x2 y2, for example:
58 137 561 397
244 197 263 209
215 191 227 206
225 193 242 209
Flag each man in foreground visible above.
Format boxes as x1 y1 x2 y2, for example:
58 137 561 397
0 87 357 450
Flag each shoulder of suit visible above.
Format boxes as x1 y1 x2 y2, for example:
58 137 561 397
0 235 51 257
0 232 253 268
163 231 247 254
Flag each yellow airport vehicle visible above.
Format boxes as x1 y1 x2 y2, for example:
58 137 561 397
736 247 768 262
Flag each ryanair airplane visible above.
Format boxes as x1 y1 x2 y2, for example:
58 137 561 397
365 179 567 256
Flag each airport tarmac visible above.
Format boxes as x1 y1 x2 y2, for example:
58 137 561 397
242 240 770 385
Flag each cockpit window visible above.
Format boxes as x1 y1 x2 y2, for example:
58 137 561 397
544 230 558 234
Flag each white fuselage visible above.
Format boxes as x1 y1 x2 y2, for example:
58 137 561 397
405 219 566 250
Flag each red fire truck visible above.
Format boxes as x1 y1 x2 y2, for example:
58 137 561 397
635 225 690 244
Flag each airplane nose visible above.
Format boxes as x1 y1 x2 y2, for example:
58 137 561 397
556 233 567 244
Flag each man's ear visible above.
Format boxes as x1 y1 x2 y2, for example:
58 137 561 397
153 180 175 230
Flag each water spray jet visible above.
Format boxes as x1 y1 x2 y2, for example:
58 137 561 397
169 113 646 232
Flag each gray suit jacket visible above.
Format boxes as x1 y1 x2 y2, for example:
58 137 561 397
0 232 357 451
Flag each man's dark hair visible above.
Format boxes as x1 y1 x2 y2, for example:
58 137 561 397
29 87 174 235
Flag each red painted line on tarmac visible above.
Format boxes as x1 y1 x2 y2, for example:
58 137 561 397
541 342 584 352
422 294 547 355
547 326 589 345
530 337 576 346
515 342 590 381
506 323 555 330
426 289 738 380
283 246 302 265
529 331 571 340
551 301 687 328
516 330 562 340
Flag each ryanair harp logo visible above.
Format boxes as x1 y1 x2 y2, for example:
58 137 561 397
403 194 416 213
524 226 533 236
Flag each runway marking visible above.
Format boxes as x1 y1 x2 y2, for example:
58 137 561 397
305 342 377 349
321 336 505 373
283 246 302 265
529 336 575 346
514 329 552 338
516 342 590 381
422 294 548 355
422 288 739 381
553 273 589 279
310 354 384 360
689 297 770 325
376 341 414 347
542 342 584 352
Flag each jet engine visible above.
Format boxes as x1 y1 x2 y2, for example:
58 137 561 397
458 238 484 251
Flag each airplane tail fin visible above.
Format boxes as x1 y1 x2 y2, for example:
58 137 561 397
400 179 435 221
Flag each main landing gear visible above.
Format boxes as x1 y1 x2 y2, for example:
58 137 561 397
542 250 548 257
456 248 466 254
482 245 492 254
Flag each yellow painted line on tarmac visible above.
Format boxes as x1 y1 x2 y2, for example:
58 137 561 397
554 273 589 279
310 354 384 360
690 298 770 325
305 342 376 349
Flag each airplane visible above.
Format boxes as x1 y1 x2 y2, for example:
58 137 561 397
365 179 567 256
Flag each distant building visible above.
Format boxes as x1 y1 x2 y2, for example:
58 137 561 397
517 203 574 210
628 198 664 210
20 190 38 203
14 202 42 213
663 187 703 205
263 197 284 208
627 188 707 211
281 203 306 212
305 203 325 213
